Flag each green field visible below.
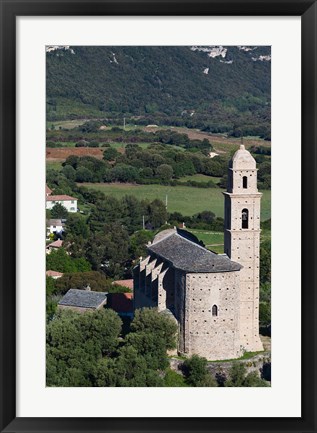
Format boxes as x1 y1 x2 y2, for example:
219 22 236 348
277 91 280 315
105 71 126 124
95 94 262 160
109 141 185 152
179 174 221 184
47 120 88 130
109 142 152 150
47 161 63 171
187 228 271 255
80 182 271 220
188 230 224 253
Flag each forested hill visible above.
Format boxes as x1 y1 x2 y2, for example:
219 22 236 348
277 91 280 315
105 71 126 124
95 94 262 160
46 45 271 138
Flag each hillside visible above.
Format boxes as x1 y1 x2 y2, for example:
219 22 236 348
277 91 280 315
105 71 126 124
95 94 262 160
46 45 271 138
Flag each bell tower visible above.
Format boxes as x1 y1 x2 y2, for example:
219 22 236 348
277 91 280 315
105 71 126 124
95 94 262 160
224 145 263 352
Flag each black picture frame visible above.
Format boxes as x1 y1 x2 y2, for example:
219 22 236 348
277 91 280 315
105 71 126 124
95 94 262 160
0 1 316 432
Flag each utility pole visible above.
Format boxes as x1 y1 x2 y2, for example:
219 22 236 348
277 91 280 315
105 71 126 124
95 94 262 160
142 215 145 230
165 195 168 225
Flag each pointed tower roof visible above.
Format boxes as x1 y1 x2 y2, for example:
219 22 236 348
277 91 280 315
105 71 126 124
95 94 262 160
231 144 256 169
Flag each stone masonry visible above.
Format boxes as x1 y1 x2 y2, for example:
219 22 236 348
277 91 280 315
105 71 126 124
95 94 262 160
133 145 264 360
224 145 263 351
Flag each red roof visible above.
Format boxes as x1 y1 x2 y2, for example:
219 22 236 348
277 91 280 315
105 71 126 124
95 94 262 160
113 279 134 289
109 293 133 313
46 195 77 201
46 270 63 277
47 240 63 248
46 185 52 195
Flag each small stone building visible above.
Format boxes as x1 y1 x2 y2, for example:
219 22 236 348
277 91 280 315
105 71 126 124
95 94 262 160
133 145 263 361
58 289 108 313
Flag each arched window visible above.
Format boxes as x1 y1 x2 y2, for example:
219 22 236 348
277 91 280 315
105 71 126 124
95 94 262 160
243 176 248 189
242 208 249 229
212 305 218 316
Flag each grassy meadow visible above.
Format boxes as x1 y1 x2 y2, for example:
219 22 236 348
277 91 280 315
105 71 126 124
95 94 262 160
80 182 271 220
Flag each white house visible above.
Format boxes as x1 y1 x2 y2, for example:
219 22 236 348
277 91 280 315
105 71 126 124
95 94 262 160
46 194 78 213
46 219 65 238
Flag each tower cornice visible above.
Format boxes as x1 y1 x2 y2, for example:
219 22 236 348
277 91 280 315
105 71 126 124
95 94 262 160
223 192 263 198
225 228 262 234
228 168 258 172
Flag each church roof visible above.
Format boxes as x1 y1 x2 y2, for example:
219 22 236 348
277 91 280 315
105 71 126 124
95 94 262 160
148 230 242 273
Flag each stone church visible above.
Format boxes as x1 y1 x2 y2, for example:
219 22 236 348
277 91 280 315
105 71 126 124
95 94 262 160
133 145 263 360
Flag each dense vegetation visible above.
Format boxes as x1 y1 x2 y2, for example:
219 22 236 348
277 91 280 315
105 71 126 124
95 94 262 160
46 45 271 386
46 307 269 387
46 166 271 385
46 126 271 190
47 46 271 138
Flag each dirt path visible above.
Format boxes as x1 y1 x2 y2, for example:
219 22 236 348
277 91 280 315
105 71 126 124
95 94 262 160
46 147 105 161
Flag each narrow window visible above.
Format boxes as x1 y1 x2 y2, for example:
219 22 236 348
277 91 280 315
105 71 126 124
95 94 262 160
242 208 249 229
243 176 248 189
212 305 218 316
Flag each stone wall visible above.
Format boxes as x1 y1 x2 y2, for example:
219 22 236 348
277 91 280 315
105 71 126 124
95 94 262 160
180 270 242 361
169 352 271 384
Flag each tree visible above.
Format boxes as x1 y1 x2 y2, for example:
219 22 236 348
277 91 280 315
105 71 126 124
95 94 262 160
259 301 271 327
125 329 170 370
62 165 76 181
103 147 120 161
63 155 79 169
131 308 178 349
66 213 89 239
121 195 145 234
243 371 269 387
183 355 217 387
130 230 155 259
147 199 168 228
156 164 174 181
126 308 178 370
85 224 131 278
88 140 100 147
224 363 268 387
110 164 139 183
76 166 94 182
112 345 164 387
46 309 122 386
46 276 57 321
53 271 113 295
51 203 68 219
260 240 271 284
164 369 187 387
75 140 89 147
46 248 91 273
88 196 123 232
225 363 247 387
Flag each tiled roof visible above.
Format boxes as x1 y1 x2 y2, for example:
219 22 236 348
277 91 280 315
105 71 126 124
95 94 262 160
58 289 108 309
46 185 52 195
47 239 63 248
108 293 133 313
113 279 134 289
46 270 63 277
47 219 65 226
148 230 242 273
46 195 77 201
